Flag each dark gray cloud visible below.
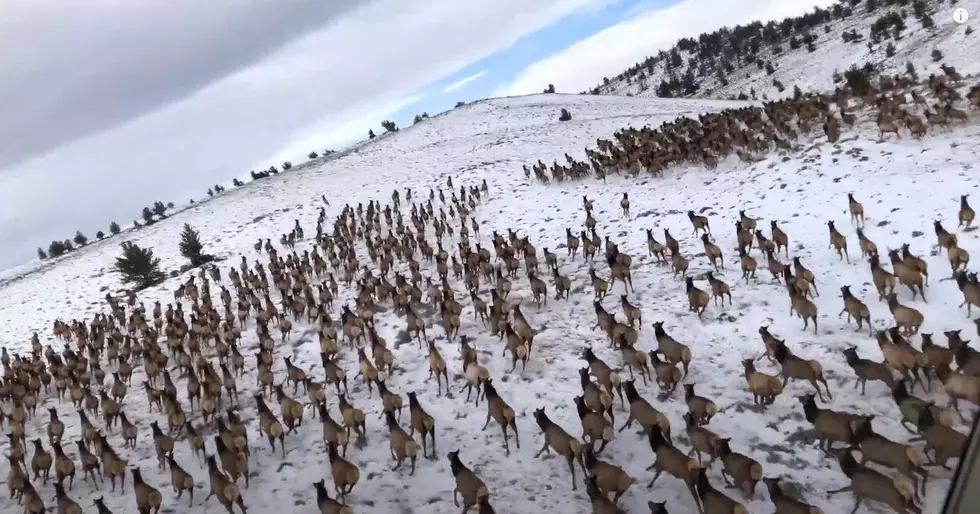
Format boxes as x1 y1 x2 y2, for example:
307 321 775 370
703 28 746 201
0 0 605 270
0 0 360 170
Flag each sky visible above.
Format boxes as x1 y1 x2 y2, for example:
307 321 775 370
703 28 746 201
0 0 832 271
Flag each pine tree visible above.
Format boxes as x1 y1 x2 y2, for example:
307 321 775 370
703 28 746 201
178 223 214 266
73 230 88 246
109 221 121 235
37 247 47 260
114 241 165 290
152 201 167 217
96 231 105 240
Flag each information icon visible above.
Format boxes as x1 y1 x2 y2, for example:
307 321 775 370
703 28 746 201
953 7 969 24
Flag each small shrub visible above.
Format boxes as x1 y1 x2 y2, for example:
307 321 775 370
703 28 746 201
114 241 166 290
845 66 873 96
178 223 215 267
308 151 319 159
931 49 943 62
906 61 918 80
368 129 376 139
967 26 975 36
141 207 154 225
885 42 896 57
381 120 398 133
207 188 214 197
48 240 69 257
765 62 776 75
455 101 466 107
73 231 88 247
543 84 556 94
232 178 244 187
281 161 292 170
109 221 121 235
96 231 105 240
152 201 167 217
558 108 572 122
37 248 47 260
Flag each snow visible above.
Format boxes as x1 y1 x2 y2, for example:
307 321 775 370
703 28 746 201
1 92 978 514
598 0 980 103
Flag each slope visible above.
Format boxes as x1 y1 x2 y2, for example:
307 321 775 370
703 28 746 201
0 93 748 514
592 0 980 102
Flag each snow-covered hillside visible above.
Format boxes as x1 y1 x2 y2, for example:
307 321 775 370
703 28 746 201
593 0 980 102
1 91 978 514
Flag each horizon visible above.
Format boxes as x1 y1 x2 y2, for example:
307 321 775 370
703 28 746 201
0 0 833 272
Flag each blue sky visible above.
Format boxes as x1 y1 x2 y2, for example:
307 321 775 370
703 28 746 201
328 0 676 148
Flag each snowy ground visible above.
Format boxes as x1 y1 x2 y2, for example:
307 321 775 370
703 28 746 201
1 93 977 513
598 0 980 102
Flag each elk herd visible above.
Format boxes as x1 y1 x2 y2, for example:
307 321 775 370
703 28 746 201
1 69 980 514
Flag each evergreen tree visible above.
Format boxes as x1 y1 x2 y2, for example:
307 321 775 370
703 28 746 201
114 241 165 290
178 223 214 266
96 230 106 240
906 61 918 80
109 221 121 235
73 231 88 246
844 66 873 96
368 129 376 139
37 247 47 260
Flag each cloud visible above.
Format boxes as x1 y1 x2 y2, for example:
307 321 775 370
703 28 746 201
0 0 361 171
442 70 490 93
493 0 838 97
266 94 427 166
0 0 608 269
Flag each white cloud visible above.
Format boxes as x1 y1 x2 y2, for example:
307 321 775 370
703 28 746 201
442 70 490 93
0 0 609 268
493 0 838 97
266 94 427 166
